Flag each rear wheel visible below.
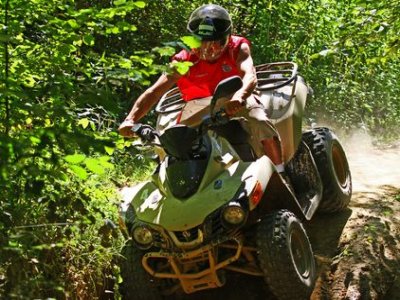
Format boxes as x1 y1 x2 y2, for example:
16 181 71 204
119 240 163 300
256 210 316 300
303 127 352 213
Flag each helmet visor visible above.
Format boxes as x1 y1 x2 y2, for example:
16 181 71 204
188 18 231 41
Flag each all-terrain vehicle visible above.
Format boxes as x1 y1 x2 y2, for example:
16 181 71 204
118 62 352 300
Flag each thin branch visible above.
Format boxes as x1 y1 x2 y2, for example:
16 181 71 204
4 0 10 135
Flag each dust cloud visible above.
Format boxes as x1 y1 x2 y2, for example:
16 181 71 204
342 130 400 192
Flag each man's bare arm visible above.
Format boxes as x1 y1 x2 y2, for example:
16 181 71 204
118 72 180 136
224 43 257 115
233 42 257 101
126 73 180 122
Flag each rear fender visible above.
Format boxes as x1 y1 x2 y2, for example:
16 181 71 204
257 77 309 162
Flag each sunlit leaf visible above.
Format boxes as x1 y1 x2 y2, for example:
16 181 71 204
116 21 136 32
73 8 93 17
319 49 334 56
106 26 120 34
140 57 153 67
170 61 193 75
153 46 175 57
30 136 41 145
105 146 115 155
65 154 86 164
67 19 80 29
119 59 132 69
180 36 201 49
23 76 37 87
69 165 88 180
114 0 126 6
363 103 373 112
84 158 105 175
78 118 90 129
98 156 115 169
133 1 146 8
345 40 354 47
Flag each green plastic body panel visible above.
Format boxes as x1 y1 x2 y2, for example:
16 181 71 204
125 132 278 231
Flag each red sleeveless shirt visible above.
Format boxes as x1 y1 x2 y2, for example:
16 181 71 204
172 35 250 101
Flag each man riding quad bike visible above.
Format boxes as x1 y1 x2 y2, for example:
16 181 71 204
119 4 287 179
117 4 352 300
118 62 352 300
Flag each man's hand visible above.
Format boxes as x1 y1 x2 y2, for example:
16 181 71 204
224 99 244 116
118 119 135 137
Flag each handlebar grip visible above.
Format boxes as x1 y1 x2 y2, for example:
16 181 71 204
131 123 156 142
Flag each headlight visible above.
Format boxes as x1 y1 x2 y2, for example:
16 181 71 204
222 202 247 227
132 225 153 248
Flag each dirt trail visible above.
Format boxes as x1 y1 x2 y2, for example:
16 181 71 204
344 131 400 192
308 131 400 299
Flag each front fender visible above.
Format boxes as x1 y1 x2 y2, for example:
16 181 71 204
134 163 245 231
241 156 275 210
119 181 150 236
122 158 274 232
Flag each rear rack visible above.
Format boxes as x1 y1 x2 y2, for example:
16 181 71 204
256 62 298 91
155 87 186 115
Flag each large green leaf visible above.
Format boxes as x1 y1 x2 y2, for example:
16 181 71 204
180 36 201 49
65 154 86 164
84 158 105 175
171 61 193 75
69 165 88 180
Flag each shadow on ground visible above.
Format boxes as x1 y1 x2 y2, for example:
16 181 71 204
308 186 400 299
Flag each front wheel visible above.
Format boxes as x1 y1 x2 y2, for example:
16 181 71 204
256 210 316 300
119 240 163 300
303 127 352 213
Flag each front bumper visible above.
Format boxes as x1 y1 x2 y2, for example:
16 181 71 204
142 236 243 294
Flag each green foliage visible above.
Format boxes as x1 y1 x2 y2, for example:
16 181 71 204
246 0 399 140
0 0 156 297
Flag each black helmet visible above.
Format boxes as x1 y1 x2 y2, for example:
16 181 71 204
187 4 232 41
